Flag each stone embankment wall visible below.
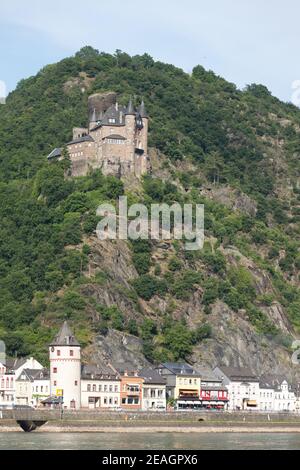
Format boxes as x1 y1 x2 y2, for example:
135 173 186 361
2 410 300 424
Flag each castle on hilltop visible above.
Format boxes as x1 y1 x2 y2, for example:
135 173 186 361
47 92 150 178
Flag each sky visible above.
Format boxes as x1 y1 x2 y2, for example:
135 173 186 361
0 0 300 103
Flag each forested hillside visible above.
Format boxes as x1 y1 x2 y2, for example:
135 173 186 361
1 46 300 376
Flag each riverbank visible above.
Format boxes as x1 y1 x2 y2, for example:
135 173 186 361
2 410 300 433
2 420 300 433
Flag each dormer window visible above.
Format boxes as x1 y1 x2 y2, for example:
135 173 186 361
108 118 116 124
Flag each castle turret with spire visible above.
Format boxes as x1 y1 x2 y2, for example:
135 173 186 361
47 92 150 178
49 321 81 410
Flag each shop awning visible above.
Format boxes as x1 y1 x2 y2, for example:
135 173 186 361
178 400 201 405
247 400 257 406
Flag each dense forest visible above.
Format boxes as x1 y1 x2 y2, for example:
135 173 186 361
1 46 300 371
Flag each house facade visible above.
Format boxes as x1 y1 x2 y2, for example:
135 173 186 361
81 365 120 409
156 363 202 408
111 364 144 410
0 357 43 407
196 367 229 410
140 368 167 411
260 375 296 412
214 366 260 411
15 369 50 407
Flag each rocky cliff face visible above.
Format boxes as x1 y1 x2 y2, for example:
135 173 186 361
80 230 299 379
76 173 299 379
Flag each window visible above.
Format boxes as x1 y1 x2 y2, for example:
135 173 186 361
70 350 74 357
87 384 91 392
92 384 96 392
75 381 78 386
122 398 126 404
104 385 108 392
114 385 118 392
54 381 57 387
98 385 102 392
53 367 57 374
57 350 61 357
104 397 107 405
109 385 113 392
108 118 116 124
106 138 125 145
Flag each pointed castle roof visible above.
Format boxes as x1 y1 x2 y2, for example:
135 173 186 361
50 321 80 347
125 98 136 115
138 100 148 118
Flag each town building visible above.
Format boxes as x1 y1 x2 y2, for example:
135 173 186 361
259 380 275 412
156 363 202 408
139 368 167 411
49 321 81 410
214 366 260 411
260 375 296 412
196 366 229 410
48 92 150 179
81 364 120 409
111 363 144 410
15 368 50 407
0 357 43 407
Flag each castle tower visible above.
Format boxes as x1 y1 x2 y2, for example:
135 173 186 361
135 100 149 176
49 321 81 410
124 98 137 171
89 108 98 132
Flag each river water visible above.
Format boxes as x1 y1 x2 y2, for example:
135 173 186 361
0 432 299 450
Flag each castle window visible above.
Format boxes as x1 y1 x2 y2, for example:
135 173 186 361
70 350 74 357
53 367 57 374
106 138 125 145
57 350 61 356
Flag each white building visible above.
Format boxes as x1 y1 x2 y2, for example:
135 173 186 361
259 383 274 412
140 368 166 411
49 321 81 410
214 366 260 411
81 365 121 409
260 375 296 412
0 357 43 407
15 369 50 407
